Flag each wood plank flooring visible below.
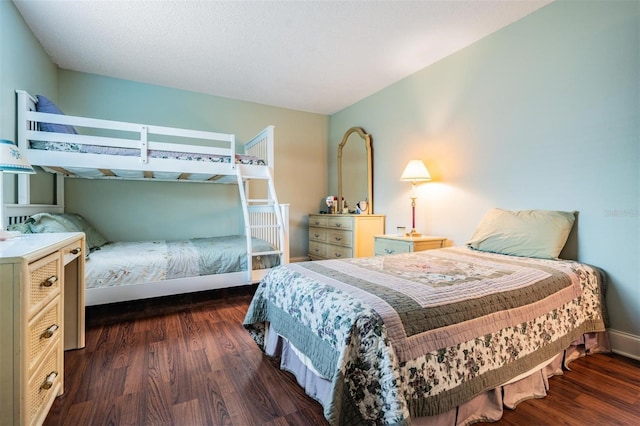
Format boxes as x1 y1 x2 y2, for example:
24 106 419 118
44 286 640 426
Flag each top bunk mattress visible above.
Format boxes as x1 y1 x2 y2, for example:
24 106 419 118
30 140 265 165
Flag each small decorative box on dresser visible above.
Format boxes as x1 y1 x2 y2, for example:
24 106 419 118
374 234 447 256
309 214 385 260
0 232 86 426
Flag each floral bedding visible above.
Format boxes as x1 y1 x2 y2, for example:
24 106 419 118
243 246 607 425
30 140 265 165
86 235 279 289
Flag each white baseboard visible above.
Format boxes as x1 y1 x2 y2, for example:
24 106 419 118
608 328 640 361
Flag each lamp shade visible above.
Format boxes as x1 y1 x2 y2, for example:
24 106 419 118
400 159 431 182
0 139 35 174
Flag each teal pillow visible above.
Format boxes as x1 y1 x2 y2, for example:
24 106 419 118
28 212 108 250
466 208 576 259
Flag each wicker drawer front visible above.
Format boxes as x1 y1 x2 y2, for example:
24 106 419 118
27 345 61 426
328 216 353 230
325 245 352 259
28 253 61 313
309 216 328 227
309 241 328 259
28 298 62 374
375 239 411 255
309 227 328 242
327 229 353 247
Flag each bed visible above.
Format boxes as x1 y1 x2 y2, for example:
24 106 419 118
243 208 610 425
4 90 289 305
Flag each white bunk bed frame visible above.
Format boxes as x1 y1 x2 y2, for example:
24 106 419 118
4 90 289 306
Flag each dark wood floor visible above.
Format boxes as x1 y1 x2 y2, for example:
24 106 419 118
44 286 640 426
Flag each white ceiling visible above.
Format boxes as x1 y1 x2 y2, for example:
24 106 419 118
14 0 552 115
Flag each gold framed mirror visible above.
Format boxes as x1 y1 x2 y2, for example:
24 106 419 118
337 127 373 214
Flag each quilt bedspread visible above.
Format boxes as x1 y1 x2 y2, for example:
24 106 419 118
243 247 607 425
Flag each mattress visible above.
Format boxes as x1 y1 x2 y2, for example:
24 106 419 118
30 140 265 165
243 246 608 425
86 235 279 289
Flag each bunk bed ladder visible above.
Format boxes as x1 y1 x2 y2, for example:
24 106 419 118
236 166 287 283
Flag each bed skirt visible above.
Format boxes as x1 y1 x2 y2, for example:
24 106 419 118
264 325 610 426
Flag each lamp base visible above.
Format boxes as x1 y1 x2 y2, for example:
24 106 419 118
406 230 421 237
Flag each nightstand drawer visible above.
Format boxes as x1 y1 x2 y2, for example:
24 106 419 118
374 235 447 256
309 227 328 242
327 229 352 247
325 245 352 259
375 238 411 255
28 252 61 314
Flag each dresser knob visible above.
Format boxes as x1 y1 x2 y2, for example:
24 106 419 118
385 248 395 254
41 324 59 339
41 275 58 287
334 253 342 258
334 237 342 241
41 371 58 390
71 247 82 255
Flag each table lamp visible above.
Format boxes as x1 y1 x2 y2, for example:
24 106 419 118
400 159 431 236
1 139 35 240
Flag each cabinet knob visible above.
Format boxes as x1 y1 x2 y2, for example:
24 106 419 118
385 248 395 254
314 233 320 238
41 275 58 287
334 237 342 241
40 371 58 390
41 324 59 339
334 253 342 258
335 223 342 227
71 247 82 255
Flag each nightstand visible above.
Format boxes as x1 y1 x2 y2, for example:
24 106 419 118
374 234 446 256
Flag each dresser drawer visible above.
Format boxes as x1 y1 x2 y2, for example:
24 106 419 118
28 297 62 374
375 238 411 255
309 216 329 227
325 245 352 259
28 252 61 314
309 227 328 242
327 216 353 230
327 229 353 247
309 241 328 258
27 345 62 426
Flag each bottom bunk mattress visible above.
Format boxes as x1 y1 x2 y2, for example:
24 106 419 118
243 246 608 425
86 235 279 289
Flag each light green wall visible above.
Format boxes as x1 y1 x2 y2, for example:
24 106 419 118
57 71 327 258
330 1 639 338
0 0 57 204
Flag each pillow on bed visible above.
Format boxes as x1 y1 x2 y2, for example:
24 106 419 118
35 95 78 135
27 212 108 250
466 208 575 259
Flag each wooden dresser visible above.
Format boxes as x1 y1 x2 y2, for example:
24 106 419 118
308 214 385 260
0 232 86 426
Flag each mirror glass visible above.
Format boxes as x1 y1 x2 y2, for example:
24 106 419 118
338 127 373 214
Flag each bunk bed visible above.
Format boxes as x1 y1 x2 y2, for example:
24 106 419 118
5 90 289 306
244 208 610 425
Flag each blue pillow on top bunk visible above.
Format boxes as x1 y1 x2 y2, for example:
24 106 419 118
35 95 78 135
